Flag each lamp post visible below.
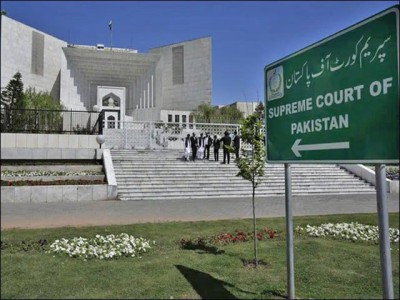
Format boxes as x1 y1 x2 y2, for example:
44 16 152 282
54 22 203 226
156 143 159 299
96 135 105 149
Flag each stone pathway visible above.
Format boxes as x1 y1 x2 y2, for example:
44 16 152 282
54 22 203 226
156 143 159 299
1 193 399 230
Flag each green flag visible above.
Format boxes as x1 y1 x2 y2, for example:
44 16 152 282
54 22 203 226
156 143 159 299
108 20 112 31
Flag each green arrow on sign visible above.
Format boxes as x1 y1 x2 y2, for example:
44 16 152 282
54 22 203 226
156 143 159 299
291 139 350 157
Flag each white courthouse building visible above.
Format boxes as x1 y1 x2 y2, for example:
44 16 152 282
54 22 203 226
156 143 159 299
1 15 212 126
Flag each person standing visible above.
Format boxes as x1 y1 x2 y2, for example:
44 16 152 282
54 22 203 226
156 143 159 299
190 132 198 162
183 134 191 161
205 132 212 160
213 135 221 162
221 131 232 164
233 130 240 160
197 133 205 160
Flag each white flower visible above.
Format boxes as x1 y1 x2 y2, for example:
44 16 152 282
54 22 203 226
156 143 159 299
296 222 399 243
48 233 154 260
1 169 102 177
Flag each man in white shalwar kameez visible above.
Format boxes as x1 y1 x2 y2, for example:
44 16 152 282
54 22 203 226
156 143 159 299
183 134 191 161
197 133 205 159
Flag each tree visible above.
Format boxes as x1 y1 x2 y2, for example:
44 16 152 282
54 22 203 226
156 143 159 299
1 72 25 131
21 87 65 132
254 101 265 122
1 72 24 110
190 103 244 124
23 87 64 110
190 103 217 123
219 105 244 123
235 113 266 267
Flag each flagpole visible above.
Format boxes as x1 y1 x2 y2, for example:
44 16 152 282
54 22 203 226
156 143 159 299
109 20 113 51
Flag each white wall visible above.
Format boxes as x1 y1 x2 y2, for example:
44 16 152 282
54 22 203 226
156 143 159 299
1 16 67 98
60 51 87 110
159 110 193 124
150 37 212 111
1 133 98 149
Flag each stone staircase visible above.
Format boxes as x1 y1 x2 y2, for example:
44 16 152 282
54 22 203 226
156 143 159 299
110 149 376 201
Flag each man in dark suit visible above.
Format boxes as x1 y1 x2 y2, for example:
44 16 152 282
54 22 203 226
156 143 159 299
221 131 232 164
233 130 240 160
213 135 221 162
204 132 212 160
190 133 198 162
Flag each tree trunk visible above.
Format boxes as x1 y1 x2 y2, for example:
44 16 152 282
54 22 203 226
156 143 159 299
252 181 258 267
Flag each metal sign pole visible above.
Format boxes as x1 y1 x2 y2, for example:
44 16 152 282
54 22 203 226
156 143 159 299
285 163 295 299
375 164 394 299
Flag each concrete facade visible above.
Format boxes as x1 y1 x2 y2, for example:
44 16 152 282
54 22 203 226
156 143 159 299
1 15 212 123
1 16 67 100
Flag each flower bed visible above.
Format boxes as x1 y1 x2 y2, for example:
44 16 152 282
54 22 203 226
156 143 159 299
180 227 279 253
1 179 105 186
1 169 106 186
1 170 103 177
295 222 399 243
47 233 155 260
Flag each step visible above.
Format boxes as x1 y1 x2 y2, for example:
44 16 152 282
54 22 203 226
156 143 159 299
118 188 375 201
114 178 368 186
110 150 376 200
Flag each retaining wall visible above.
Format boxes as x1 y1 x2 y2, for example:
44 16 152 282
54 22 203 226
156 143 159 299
1 144 118 203
1 133 99 149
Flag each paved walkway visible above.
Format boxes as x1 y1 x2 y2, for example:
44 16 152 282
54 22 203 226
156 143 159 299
1 193 398 230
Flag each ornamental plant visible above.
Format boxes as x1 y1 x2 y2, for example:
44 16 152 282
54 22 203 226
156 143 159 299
295 222 399 243
235 113 266 267
212 228 278 245
180 227 278 251
47 233 155 260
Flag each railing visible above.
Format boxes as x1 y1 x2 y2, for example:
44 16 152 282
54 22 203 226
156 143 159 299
101 120 260 151
0 107 102 134
0 108 266 150
90 110 105 135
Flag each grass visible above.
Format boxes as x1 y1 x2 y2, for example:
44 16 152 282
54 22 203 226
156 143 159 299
1 213 399 299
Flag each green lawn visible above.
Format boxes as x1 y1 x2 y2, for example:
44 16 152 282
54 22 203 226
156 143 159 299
1 213 399 299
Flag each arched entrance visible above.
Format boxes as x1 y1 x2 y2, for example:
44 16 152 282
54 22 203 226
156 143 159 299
97 86 125 129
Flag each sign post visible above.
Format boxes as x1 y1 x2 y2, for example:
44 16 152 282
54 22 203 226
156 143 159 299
284 164 295 299
265 6 399 299
375 164 394 298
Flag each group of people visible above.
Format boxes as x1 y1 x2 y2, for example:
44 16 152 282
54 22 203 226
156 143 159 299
183 130 240 164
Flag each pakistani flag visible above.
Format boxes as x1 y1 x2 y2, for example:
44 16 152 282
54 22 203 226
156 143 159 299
108 20 112 31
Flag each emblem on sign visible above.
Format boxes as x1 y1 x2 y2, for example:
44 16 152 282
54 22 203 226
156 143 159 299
267 65 284 101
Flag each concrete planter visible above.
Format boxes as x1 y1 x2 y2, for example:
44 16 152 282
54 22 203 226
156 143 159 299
1 147 118 203
1 184 117 203
2 175 106 182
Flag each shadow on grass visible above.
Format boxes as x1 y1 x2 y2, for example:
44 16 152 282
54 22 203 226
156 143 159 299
262 289 288 299
180 239 225 255
176 265 257 299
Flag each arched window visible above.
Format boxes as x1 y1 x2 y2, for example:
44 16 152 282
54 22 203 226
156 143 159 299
102 93 121 107
107 115 116 129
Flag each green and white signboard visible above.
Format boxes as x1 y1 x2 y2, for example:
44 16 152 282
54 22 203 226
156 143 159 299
265 5 399 163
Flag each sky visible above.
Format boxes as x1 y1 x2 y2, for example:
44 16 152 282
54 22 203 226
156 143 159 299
1 0 398 106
